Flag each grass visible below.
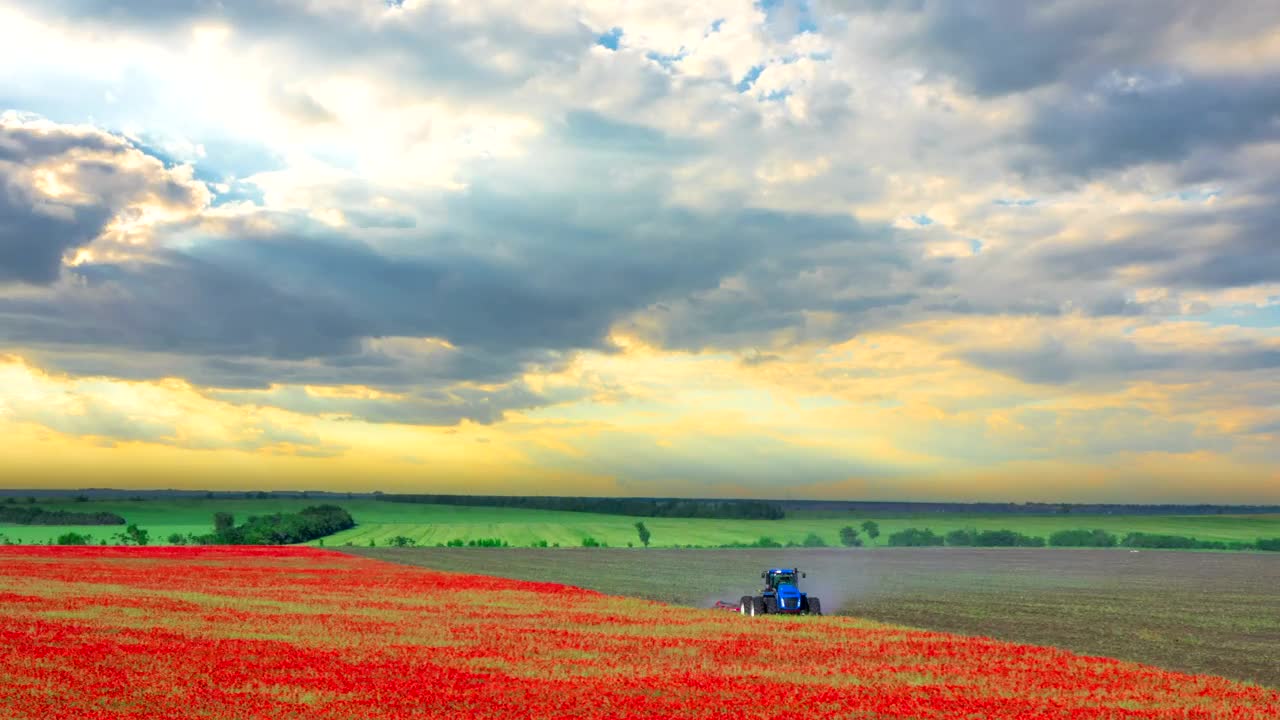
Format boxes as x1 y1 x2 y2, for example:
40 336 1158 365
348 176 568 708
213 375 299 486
351 546 1280 689
2 498 1279 548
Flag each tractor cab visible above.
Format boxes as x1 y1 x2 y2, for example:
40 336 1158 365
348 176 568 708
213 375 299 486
761 568 804 592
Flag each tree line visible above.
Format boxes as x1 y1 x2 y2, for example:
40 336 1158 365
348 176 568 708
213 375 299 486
883 526 1280 551
375 494 786 519
0 505 125 526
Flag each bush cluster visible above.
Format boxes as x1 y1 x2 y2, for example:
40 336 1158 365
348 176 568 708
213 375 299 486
439 537 510 547
1258 538 1280 552
200 505 354 545
945 529 1045 547
1119 533 1257 551
1048 529 1118 547
887 528 945 547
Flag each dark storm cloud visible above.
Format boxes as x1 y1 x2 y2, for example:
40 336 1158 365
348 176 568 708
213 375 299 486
0 122 204 285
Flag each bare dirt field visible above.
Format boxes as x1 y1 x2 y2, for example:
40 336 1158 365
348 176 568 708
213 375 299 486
351 547 1280 689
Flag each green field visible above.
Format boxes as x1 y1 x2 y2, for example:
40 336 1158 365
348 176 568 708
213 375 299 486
2 497 1279 548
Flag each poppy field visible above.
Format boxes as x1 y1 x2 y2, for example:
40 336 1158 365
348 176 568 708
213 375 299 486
1 547 1276 719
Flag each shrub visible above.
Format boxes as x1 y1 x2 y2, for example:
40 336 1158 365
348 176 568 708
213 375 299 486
838 526 862 547
56 532 92 545
802 532 828 548
388 535 417 548
1257 538 1280 552
581 537 601 548
167 533 187 545
753 536 783 548
446 538 466 547
887 528 945 547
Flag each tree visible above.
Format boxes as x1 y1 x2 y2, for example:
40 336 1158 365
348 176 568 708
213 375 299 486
860 520 880 541
838 526 862 547
114 524 150 546
634 521 651 547
214 512 235 534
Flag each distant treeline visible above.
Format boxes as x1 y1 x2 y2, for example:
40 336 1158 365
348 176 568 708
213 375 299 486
0 505 125 526
780 500 1280 515
376 494 787 520
191 505 355 545
885 526 1280 552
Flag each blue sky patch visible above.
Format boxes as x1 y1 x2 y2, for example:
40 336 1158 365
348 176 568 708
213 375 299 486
596 27 622 51
737 65 765 92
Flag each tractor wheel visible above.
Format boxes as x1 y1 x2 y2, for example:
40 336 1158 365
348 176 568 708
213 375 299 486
808 598 822 616
750 596 766 616
739 596 753 615
763 596 778 614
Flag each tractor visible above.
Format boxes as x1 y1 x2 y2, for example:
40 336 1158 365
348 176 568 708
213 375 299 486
739 568 821 616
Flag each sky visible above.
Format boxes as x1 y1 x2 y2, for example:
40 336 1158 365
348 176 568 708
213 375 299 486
0 0 1278 503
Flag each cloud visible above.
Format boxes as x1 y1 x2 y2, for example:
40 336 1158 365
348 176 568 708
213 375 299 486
846 1 1280 97
1025 73 1280 177
0 116 208 284
962 336 1280 385
0 1 1277 497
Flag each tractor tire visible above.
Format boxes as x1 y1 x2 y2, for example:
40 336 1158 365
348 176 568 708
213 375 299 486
808 598 822 616
763 596 778 614
750 596 766 616
739 596 753 615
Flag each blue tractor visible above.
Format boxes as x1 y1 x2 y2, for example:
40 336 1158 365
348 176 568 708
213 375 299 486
739 568 821 616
